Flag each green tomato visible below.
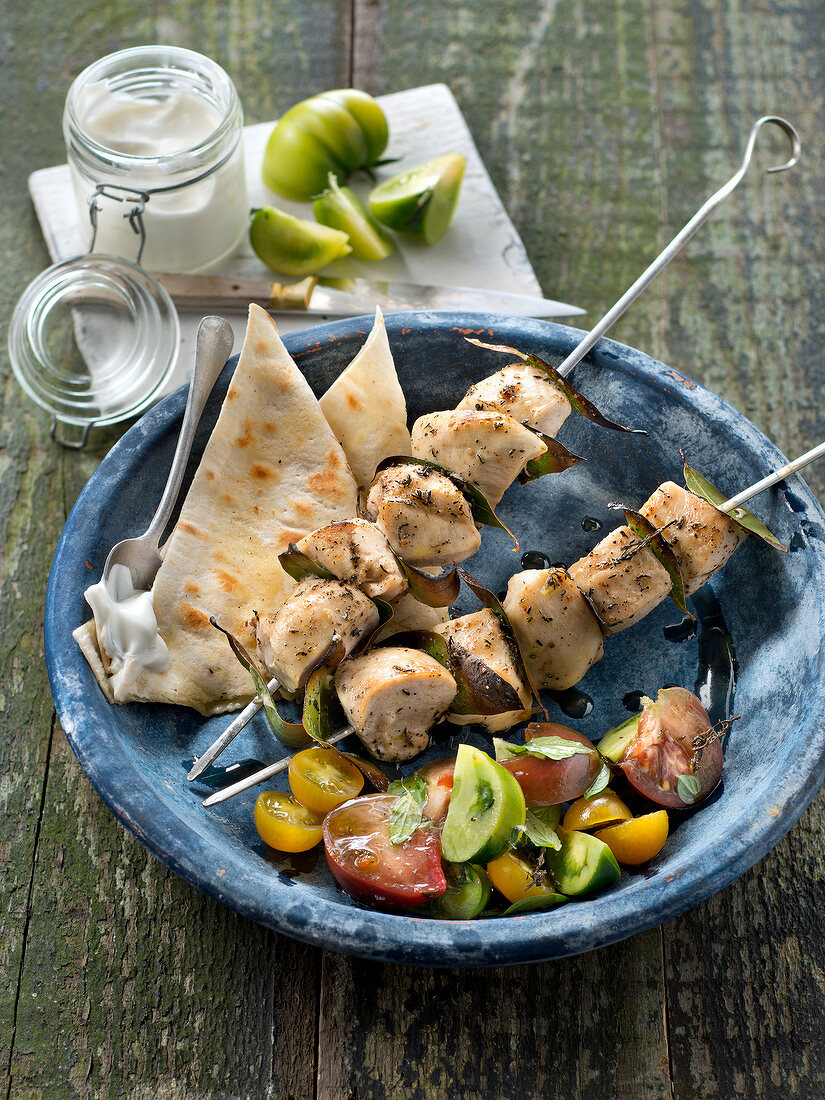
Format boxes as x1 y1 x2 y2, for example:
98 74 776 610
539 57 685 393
441 743 526 864
262 89 389 201
544 829 621 897
249 206 351 277
369 153 465 245
313 175 395 261
422 863 491 920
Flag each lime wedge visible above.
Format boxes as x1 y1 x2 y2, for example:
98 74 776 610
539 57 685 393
369 153 466 245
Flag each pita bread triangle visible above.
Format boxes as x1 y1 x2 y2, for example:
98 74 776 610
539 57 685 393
319 306 411 486
75 304 359 715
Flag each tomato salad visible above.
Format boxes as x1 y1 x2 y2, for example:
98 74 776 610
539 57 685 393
254 686 727 917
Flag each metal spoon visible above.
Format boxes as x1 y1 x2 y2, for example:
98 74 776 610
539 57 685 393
102 316 233 591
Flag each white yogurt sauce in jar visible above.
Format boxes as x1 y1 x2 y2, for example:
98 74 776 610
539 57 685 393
64 46 247 273
85 563 169 695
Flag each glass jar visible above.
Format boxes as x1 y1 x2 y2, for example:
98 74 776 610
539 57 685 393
63 45 247 274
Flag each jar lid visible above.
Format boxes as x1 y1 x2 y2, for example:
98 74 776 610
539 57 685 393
9 255 179 445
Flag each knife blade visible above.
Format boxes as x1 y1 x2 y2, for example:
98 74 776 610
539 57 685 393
154 272 584 319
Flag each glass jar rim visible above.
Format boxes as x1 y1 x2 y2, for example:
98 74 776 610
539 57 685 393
63 44 242 170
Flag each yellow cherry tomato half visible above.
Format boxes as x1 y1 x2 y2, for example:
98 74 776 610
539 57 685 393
594 811 669 865
288 746 364 814
486 850 557 904
563 790 633 832
254 791 325 853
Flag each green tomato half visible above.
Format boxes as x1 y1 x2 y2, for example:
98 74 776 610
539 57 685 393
262 89 389 201
249 206 351 277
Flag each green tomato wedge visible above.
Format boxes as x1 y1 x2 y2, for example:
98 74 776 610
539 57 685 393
423 863 491 920
597 713 641 763
544 829 621 897
313 175 395 261
441 743 526 864
369 153 466 245
249 206 351 277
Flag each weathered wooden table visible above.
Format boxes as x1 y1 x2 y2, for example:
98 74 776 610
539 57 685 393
3 2 824 1096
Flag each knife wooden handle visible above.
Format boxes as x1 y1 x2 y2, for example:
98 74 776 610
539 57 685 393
154 273 317 313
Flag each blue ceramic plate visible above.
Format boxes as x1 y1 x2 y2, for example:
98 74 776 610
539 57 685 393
45 313 825 967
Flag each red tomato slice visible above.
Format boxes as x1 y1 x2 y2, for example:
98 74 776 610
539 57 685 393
621 687 723 808
323 794 447 910
416 757 455 824
500 723 600 806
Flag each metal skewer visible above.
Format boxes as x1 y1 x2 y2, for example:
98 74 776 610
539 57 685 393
201 726 352 807
188 677 279 780
555 116 800 379
719 439 825 512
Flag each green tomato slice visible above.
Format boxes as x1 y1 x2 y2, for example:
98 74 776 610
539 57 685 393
313 176 395 261
441 743 526 864
423 863 492 920
369 153 466 245
250 206 351 277
544 829 621 897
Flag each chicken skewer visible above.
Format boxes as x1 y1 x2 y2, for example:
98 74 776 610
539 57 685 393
200 440 819 806
193 118 801 783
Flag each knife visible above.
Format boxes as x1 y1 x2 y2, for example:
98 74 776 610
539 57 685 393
153 273 584 319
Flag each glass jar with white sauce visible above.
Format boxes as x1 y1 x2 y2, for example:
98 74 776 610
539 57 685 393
63 45 247 273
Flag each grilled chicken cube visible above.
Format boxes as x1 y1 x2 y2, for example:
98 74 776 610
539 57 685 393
568 525 671 634
296 518 407 602
640 481 746 595
255 577 378 694
433 609 532 732
366 462 481 566
335 646 457 761
411 409 546 508
503 568 605 690
457 363 572 438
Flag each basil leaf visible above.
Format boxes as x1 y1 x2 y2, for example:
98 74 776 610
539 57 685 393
676 773 702 804
583 759 612 799
464 338 645 435
519 432 583 483
387 775 429 843
622 508 690 616
683 457 787 552
211 618 310 749
494 736 594 763
278 543 337 583
503 893 568 916
518 808 562 851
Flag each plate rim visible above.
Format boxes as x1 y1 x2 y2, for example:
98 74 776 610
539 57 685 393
45 311 825 967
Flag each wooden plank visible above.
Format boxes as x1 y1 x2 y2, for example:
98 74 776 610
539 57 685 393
1 0 353 1094
317 932 673 1100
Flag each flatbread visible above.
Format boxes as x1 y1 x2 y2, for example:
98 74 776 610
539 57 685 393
75 304 359 715
319 306 411 487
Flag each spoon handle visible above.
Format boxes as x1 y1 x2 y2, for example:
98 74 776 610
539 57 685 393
144 316 234 544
